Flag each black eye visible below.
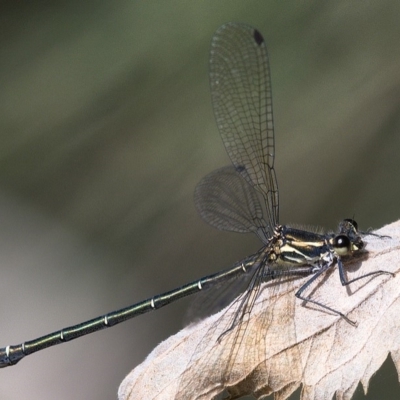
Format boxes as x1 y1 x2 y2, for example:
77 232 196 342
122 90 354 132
333 235 351 256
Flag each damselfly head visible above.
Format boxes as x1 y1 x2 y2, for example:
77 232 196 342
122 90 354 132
330 218 364 256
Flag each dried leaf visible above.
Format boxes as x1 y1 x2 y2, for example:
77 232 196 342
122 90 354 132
118 220 400 400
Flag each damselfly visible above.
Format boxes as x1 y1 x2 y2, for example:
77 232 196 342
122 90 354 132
0 22 392 369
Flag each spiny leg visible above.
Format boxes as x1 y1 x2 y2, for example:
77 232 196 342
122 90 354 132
337 257 394 286
295 262 357 325
296 257 394 325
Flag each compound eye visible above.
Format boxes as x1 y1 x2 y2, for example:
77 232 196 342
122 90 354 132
333 235 351 256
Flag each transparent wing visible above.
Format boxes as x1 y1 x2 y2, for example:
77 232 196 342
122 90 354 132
183 252 261 325
175 24 295 398
194 166 270 243
176 253 301 400
210 22 279 229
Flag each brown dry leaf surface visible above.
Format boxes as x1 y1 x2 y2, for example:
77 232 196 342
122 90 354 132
119 220 400 400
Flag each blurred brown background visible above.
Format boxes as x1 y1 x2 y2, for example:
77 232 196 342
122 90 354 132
0 2 400 399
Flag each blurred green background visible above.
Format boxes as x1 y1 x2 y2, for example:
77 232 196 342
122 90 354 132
0 2 400 400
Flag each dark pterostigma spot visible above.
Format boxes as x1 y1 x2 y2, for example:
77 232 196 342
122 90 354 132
253 29 264 46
